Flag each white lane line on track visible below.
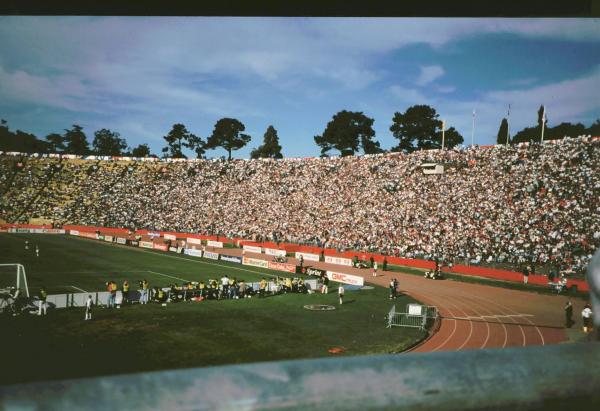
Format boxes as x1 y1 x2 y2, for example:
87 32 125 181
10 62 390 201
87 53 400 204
450 288 535 347
70 285 88 293
451 314 534 320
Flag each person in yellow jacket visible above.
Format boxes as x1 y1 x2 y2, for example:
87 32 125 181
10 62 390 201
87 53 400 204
259 278 267 298
122 281 130 305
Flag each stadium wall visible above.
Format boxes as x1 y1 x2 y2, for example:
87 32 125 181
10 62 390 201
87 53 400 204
0 223 590 292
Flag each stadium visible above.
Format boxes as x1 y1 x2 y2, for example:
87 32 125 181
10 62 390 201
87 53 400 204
1 14 600 411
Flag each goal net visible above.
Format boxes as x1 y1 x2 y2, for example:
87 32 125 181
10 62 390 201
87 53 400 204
0 264 29 298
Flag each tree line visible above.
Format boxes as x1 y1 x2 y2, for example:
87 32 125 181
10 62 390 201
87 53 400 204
1 106 599 160
495 105 600 145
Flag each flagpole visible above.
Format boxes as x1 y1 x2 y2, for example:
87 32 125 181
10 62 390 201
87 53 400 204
540 106 546 143
441 120 445 150
471 109 476 147
506 104 511 146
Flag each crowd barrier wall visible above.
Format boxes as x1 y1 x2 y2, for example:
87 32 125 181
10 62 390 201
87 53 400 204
3 224 590 292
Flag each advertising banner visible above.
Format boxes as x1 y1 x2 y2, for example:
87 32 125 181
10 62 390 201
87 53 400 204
169 246 178 252
116 237 127 245
104 235 113 242
184 248 203 257
324 256 353 267
242 256 269 268
139 241 153 249
326 271 364 286
243 245 262 254
148 232 161 237
186 237 202 245
295 252 320 262
153 243 168 251
80 232 98 240
130 240 139 246
41 229 66 234
207 240 223 248
203 251 220 260
265 248 286 257
164 234 177 241
303 267 326 277
268 261 297 273
69 230 80 236
221 255 242 264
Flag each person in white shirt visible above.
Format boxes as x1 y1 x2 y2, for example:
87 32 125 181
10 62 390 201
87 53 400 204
582 303 593 333
338 285 345 305
372 261 378 277
85 295 93 320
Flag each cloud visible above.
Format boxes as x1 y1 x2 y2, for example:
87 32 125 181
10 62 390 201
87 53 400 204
436 85 456 93
389 85 429 104
416 65 445 86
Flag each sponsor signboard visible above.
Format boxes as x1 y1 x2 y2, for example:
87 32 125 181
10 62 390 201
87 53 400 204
116 237 127 245
153 243 168 251
184 248 202 257
242 256 269 268
221 255 242 264
324 256 353 267
139 241 153 249
130 240 139 246
9 228 67 234
80 232 98 240
326 271 364 286
169 246 178 252
187 237 202 245
207 240 223 248
408 304 423 316
70 230 80 236
268 261 296 273
265 248 286 257
41 229 65 234
148 232 161 237
303 267 326 277
243 245 262 254
164 234 176 241
295 252 320 262
104 235 113 242
203 251 219 260
98 235 105 241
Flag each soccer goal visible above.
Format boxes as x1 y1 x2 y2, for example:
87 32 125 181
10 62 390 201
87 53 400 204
0 264 29 297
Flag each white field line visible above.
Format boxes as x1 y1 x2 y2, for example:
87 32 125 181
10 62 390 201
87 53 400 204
70 285 88 293
130 247 280 279
69 234 283 279
146 270 190 283
36 270 149 275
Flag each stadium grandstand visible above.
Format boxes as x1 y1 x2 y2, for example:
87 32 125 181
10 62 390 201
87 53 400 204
1 136 598 277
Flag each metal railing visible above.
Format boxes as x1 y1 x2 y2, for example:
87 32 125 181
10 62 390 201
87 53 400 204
1 343 598 410
387 303 438 330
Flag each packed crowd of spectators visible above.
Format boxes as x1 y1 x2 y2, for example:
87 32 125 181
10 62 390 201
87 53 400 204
1 136 598 275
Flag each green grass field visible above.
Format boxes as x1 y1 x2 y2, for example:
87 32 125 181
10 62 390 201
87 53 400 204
0 234 425 385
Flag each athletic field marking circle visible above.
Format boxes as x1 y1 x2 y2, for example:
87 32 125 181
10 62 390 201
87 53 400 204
303 304 336 311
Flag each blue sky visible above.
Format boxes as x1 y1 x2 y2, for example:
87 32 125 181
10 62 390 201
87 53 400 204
0 17 598 158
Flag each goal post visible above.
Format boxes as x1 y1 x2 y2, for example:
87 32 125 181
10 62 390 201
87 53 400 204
0 264 29 297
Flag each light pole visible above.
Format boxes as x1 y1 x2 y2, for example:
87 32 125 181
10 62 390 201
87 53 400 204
441 120 445 150
540 106 546 143
506 104 511 146
471 109 476 147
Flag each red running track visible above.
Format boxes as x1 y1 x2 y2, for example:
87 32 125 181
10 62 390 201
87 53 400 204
228 250 585 353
